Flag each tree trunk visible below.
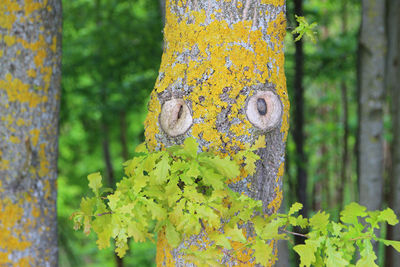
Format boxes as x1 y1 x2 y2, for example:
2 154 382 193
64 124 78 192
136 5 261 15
0 1 62 265
385 0 400 265
144 0 289 266
338 0 349 210
293 0 307 220
357 0 386 211
292 1 307 261
120 111 129 161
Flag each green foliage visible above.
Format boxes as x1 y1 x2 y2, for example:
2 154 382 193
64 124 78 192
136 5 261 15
73 138 400 266
292 15 318 43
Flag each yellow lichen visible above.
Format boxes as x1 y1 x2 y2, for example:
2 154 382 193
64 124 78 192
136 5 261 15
38 143 49 177
0 198 33 265
30 128 40 147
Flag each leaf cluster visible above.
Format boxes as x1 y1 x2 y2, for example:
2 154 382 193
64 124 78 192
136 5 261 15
292 15 318 44
72 138 400 266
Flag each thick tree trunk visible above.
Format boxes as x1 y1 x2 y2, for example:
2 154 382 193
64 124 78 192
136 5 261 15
0 0 62 265
144 0 288 266
385 0 400 265
357 0 386 211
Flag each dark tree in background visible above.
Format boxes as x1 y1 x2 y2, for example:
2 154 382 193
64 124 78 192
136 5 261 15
0 0 62 265
385 0 400 265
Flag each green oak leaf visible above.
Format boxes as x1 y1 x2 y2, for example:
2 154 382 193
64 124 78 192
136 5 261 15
254 239 272 266
154 154 170 184
310 211 330 232
378 208 399 226
166 222 181 248
226 225 246 243
382 240 400 253
88 172 102 195
198 156 239 179
294 240 318 267
341 202 367 225
183 137 199 158
288 202 303 216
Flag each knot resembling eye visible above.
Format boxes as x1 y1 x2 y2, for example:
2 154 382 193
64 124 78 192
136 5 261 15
246 91 282 132
257 98 267 115
159 99 193 137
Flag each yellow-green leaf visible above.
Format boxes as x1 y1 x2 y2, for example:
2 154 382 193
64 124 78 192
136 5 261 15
88 172 102 195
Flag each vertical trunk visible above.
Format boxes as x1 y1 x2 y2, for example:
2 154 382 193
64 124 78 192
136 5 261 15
145 0 288 265
357 0 386 211
120 111 129 161
385 0 400 265
159 0 166 26
101 121 115 188
0 0 62 265
339 81 349 208
293 0 307 218
293 0 307 257
338 0 349 210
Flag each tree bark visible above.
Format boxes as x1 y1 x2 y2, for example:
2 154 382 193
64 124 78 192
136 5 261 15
357 0 386 211
0 0 62 265
385 0 400 265
144 0 288 266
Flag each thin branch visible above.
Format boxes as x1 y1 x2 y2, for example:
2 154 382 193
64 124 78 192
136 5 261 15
281 229 309 239
96 211 113 216
349 235 372 241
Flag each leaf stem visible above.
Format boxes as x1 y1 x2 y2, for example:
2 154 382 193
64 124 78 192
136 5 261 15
281 229 309 239
96 211 113 216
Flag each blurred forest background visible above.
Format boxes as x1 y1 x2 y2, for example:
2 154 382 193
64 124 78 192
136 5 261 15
58 0 398 266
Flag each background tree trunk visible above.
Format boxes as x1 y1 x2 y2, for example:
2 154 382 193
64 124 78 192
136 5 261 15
0 0 62 265
357 0 386 211
385 0 400 265
292 1 307 258
144 0 289 265
293 0 307 220
338 0 349 210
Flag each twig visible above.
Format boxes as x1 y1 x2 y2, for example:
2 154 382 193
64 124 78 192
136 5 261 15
281 229 309 239
96 211 113 216
349 235 372 241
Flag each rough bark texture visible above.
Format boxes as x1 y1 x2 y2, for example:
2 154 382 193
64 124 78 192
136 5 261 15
385 0 400 265
0 0 62 266
144 0 288 266
358 0 386 211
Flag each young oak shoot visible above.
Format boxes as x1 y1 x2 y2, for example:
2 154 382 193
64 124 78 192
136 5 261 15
72 138 400 266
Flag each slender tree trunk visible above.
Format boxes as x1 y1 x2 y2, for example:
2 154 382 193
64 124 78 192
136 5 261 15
385 0 400 265
292 0 307 258
101 121 124 267
120 111 129 161
293 0 307 218
144 0 289 265
159 0 166 26
338 0 349 210
357 0 386 211
0 1 62 265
